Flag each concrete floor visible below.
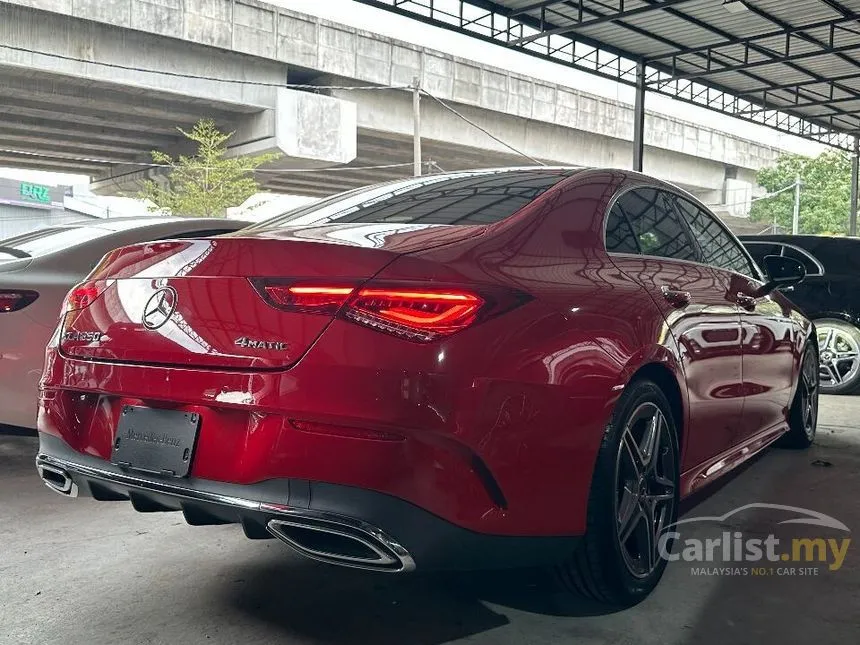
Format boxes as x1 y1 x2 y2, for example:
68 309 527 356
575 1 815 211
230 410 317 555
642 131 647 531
2 397 859 645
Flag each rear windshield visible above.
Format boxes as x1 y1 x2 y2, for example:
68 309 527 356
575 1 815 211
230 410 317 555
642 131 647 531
247 169 575 230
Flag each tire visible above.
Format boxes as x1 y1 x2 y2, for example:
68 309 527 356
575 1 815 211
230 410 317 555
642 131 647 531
815 318 860 395
779 343 819 450
555 379 680 607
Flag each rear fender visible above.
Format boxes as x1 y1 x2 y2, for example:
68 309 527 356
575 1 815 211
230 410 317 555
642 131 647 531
616 345 689 458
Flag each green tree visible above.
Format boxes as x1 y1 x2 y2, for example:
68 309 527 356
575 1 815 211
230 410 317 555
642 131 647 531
749 150 852 235
140 119 280 217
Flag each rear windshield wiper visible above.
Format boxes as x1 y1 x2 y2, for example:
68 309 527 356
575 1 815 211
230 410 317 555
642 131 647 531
0 246 31 259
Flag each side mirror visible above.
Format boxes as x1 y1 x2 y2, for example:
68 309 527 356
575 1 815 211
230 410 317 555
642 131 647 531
755 255 806 297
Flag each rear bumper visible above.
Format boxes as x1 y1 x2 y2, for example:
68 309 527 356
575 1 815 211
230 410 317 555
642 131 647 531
36 433 578 572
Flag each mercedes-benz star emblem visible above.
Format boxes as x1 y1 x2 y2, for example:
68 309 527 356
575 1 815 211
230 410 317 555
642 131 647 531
142 287 178 330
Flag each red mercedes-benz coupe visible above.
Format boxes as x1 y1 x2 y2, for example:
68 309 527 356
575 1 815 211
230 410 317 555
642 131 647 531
36 168 817 605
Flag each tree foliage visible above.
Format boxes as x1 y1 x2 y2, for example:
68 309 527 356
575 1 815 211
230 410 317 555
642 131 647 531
749 151 852 235
139 119 281 217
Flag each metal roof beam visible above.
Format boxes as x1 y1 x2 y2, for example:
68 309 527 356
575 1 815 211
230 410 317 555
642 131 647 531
646 16 860 62
739 0 860 103
509 0 568 17
738 70 860 97
351 0 859 149
662 40 860 82
741 93 860 115
506 0 793 103
640 0 860 127
592 1 860 128
650 3 860 118
509 0 698 45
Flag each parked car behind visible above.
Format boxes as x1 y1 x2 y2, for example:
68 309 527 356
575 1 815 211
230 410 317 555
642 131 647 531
0 217 249 429
740 234 860 394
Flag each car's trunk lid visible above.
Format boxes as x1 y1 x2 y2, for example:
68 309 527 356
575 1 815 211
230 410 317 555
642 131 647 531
60 224 481 370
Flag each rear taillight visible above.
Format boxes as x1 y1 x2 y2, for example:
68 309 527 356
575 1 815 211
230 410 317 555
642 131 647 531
0 290 38 313
64 281 109 312
345 288 484 342
253 279 527 342
261 283 355 315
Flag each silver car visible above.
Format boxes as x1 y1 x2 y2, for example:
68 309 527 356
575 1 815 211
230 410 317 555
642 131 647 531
0 217 249 429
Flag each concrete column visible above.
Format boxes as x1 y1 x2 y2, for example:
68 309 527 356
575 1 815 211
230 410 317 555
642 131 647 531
633 61 646 173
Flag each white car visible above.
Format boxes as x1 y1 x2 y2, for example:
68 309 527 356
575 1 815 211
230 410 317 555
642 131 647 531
0 217 249 429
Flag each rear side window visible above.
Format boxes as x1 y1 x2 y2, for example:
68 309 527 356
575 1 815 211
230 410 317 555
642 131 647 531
675 198 755 276
781 246 823 276
609 188 697 262
248 170 575 229
743 242 783 269
605 207 639 253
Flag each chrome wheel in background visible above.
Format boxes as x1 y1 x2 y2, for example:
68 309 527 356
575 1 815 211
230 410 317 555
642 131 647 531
816 320 860 394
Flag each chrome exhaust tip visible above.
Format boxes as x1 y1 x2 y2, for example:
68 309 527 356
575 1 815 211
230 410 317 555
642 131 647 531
266 512 415 573
37 463 78 497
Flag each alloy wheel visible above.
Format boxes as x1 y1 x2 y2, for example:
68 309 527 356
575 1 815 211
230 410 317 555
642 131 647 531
817 325 860 389
614 402 676 579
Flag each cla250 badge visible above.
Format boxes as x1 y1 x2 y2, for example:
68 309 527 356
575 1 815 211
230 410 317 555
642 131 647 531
234 337 289 351
63 330 102 342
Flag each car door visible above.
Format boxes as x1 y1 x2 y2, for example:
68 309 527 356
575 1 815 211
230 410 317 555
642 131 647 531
605 186 744 472
676 200 797 442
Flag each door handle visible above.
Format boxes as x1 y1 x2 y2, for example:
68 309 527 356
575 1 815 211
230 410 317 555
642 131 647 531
660 285 691 307
736 292 757 311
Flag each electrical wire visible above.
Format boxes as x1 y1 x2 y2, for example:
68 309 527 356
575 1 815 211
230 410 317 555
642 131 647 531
0 44 409 92
419 88 546 166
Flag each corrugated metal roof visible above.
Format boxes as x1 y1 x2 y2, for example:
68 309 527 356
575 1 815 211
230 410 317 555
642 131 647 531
357 0 860 149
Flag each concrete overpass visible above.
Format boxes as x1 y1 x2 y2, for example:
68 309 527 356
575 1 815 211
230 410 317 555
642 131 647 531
0 0 781 205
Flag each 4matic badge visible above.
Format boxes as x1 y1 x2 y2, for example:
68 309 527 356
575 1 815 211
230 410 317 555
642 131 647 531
234 337 289 351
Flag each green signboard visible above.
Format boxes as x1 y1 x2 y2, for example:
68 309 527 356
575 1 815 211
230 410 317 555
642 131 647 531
20 182 52 204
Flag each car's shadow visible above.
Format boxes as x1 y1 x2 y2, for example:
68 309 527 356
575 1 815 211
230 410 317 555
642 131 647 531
214 556 621 645
212 449 777 645
0 423 37 437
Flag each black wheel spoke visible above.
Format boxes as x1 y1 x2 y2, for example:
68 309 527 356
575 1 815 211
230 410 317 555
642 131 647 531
640 499 656 571
621 429 644 479
652 499 671 564
640 412 661 474
618 496 644 545
648 491 674 502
